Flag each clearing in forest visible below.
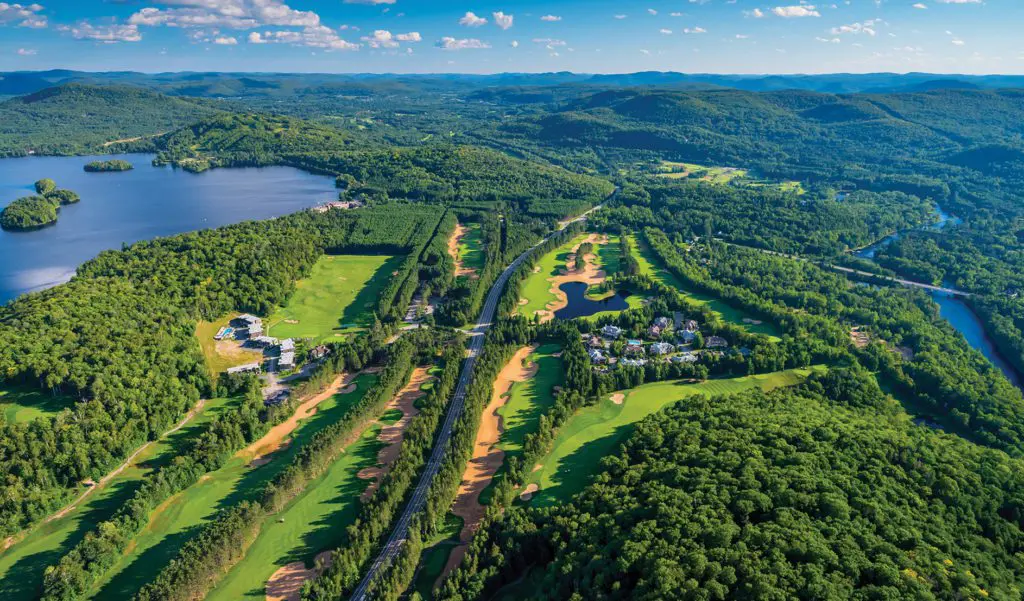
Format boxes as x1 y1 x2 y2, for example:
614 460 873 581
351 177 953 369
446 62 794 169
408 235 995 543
267 254 403 341
525 367 826 506
628 234 782 340
196 317 266 374
448 222 484 279
87 374 378 600
654 161 803 193
0 397 236 601
0 383 69 424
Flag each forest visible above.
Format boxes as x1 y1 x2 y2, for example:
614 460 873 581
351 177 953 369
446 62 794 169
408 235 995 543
0 179 80 230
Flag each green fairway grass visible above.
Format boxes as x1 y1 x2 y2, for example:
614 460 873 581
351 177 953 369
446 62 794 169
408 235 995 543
517 233 587 318
528 367 825 506
629 235 782 340
267 254 403 342
0 396 237 601
87 374 378 600
0 383 69 424
204 424 383 601
457 222 485 275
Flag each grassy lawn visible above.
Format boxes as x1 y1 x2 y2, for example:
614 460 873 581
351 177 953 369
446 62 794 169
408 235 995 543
87 374 379 600
266 254 403 342
628 235 782 340
656 161 748 184
527 367 825 506
0 383 69 424
0 396 237 601
195 317 266 375
457 223 485 275
517 234 587 318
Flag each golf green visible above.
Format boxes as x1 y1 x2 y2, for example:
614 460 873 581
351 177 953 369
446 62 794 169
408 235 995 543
0 383 69 424
528 367 825 506
267 254 403 342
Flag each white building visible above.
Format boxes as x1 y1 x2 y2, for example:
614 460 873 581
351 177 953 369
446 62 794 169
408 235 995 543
280 338 296 353
601 325 623 339
650 342 674 355
227 363 262 375
279 351 296 369
671 353 699 364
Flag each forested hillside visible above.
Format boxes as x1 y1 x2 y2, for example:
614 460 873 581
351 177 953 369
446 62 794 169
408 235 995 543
443 372 1024 601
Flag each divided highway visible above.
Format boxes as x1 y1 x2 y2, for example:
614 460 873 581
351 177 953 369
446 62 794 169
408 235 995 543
348 205 602 600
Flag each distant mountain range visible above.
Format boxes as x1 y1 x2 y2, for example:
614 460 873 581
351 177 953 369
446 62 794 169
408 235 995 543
3 70 1024 98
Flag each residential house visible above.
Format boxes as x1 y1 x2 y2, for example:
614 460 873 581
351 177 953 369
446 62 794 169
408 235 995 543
647 325 663 339
678 330 697 344
650 342 674 355
588 349 607 364
252 336 279 348
706 336 729 349
653 316 672 330
279 351 296 369
671 352 699 364
309 345 330 360
589 337 607 349
601 325 623 339
684 319 699 333
227 362 262 375
621 358 647 368
280 338 296 353
625 340 645 355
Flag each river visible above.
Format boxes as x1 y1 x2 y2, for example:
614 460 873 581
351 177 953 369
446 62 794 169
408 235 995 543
930 291 1022 388
0 154 337 304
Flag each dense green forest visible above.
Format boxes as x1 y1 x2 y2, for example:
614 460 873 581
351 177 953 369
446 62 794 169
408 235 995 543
0 179 81 230
83 160 132 172
442 371 1024 601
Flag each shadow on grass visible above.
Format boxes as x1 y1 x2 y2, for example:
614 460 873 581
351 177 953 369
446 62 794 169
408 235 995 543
338 255 406 330
531 423 634 508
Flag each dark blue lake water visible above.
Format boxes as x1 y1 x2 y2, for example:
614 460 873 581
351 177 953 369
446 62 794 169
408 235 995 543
554 281 631 320
930 291 1021 389
0 154 337 304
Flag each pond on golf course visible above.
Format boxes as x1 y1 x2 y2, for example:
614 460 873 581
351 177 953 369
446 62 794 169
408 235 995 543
554 281 632 320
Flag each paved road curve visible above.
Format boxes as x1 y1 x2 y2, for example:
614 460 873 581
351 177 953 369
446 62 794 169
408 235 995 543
348 205 602 601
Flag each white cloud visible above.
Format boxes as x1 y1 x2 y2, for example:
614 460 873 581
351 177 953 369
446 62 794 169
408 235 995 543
683 26 707 34
670 12 684 17
912 3 928 8
459 11 486 27
952 38 965 45
129 1 320 30
510 40 518 47
396 31 421 42
0 2 46 27
59 21 143 43
248 25 358 50
831 21 876 36
540 14 562 21
640 48 650 55
492 11 513 30
660 28 672 34
614 14 627 19
745 8 765 18
815 36 840 43
648 8 658 15
532 37 566 47
771 5 821 17
435 36 490 50
342 0 396 4
935 0 981 3
16 47 36 55
213 35 237 44
735 34 749 39
361 29 421 48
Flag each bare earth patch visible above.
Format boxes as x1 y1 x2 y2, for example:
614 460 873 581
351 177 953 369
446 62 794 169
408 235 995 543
448 222 478 279
520 483 539 501
440 346 540 583
538 234 610 324
610 393 625 405
265 550 333 601
357 367 433 501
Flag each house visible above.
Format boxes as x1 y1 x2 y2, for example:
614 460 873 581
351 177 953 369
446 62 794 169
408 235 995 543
706 336 729 349
653 316 672 330
650 342 674 355
309 345 330 360
588 349 607 364
278 351 296 369
601 325 623 339
678 330 697 344
589 337 607 349
625 340 645 355
684 320 699 332
265 390 290 406
647 325 663 339
621 358 647 368
280 338 296 353
227 362 262 375
234 314 264 337
673 311 685 329
312 200 364 213
252 336 279 348
671 352 699 364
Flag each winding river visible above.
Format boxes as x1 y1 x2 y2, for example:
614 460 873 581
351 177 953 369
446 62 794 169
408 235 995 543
0 154 337 304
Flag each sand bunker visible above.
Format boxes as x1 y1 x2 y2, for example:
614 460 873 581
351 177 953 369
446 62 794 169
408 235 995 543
610 393 625 405
448 223 478 278
266 550 333 601
520 483 539 501
243 373 355 465
357 367 434 501
537 234 610 324
440 346 540 582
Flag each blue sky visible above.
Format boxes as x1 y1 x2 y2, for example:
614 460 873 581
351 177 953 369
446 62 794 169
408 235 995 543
0 0 1020 74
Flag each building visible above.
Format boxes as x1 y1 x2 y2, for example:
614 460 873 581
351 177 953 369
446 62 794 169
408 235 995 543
252 336 279 348
601 325 623 339
279 351 296 369
684 320 699 333
647 325 663 339
280 338 296 353
589 337 607 349
673 311 685 330
309 345 330 360
312 200 364 213
706 336 729 349
650 342 674 355
653 316 672 330
625 340 645 355
588 349 607 364
671 352 699 364
678 330 697 344
227 363 261 375
621 358 647 368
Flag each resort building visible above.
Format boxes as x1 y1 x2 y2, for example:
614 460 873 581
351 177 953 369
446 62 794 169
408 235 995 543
235 314 264 336
227 363 262 375
279 351 296 369
280 338 296 353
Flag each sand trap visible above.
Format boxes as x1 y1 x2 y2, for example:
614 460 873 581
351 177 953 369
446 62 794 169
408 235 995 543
520 483 539 501
284 319 300 324
537 234 610 323
610 393 625 405
242 373 355 465
518 298 529 306
266 550 333 601
448 222 478 279
440 346 540 583
357 367 434 501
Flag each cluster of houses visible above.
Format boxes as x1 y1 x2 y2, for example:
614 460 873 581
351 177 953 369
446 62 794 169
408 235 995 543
585 313 737 370
219 314 304 374
312 200 364 213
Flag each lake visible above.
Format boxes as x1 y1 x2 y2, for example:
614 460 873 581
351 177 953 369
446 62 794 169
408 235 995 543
0 154 337 304
554 282 631 320
930 291 1022 389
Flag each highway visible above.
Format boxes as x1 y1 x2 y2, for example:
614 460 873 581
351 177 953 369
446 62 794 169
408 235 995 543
348 204 601 601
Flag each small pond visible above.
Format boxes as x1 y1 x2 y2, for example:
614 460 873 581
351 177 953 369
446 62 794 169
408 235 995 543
554 282 631 320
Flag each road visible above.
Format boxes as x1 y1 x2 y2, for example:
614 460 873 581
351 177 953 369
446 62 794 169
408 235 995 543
347 203 603 601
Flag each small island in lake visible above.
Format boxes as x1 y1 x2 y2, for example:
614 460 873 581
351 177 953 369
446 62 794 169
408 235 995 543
0 179 81 231
84 159 134 172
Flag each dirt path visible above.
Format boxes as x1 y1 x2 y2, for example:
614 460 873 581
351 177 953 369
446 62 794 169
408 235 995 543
357 367 434 501
265 551 333 601
447 222 477 278
243 373 355 465
438 346 539 585
101 133 164 147
537 234 609 323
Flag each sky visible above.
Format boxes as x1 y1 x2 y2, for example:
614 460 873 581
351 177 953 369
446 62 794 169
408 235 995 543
0 0 1021 75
